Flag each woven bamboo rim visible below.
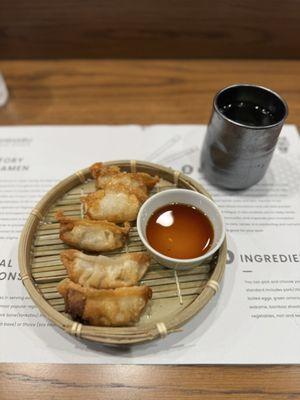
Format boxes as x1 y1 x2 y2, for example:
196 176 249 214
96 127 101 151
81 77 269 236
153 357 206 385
18 160 227 345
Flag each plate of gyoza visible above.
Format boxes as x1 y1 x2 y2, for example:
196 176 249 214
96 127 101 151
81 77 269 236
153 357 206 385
18 160 226 345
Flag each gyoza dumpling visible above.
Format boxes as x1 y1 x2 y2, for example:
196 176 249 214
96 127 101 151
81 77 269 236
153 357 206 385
81 184 142 223
60 249 151 289
90 163 121 188
57 278 152 326
90 163 159 199
56 211 130 252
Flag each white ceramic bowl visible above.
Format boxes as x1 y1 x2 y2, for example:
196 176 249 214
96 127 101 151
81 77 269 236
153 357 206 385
137 189 225 269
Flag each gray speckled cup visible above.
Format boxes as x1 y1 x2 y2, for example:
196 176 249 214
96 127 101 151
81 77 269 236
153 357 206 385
201 84 288 190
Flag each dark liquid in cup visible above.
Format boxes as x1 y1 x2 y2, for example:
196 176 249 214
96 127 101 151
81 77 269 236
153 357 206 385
219 100 275 126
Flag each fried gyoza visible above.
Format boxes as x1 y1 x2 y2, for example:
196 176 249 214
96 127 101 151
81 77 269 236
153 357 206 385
81 184 143 222
83 163 159 222
58 278 152 326
55 211 130 252
61 249 151 289
90 163 121 188
90 162 159 201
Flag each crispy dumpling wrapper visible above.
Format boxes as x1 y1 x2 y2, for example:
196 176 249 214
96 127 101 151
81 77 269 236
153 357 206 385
58 278 152 327
81 184 143 222
90 162 159 197
60 249 151 289
56 211 130 252
83 163 159 223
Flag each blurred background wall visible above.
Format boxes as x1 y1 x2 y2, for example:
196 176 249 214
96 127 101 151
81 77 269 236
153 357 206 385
0 0 299 59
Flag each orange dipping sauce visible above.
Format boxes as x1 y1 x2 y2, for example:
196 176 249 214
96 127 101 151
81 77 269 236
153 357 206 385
146 203 214 260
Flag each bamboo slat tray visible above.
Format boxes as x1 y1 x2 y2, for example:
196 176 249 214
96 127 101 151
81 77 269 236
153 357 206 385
18 160 227 345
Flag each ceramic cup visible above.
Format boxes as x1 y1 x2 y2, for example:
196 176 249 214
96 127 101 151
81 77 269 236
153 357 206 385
201 84 288 190
137 189 225 270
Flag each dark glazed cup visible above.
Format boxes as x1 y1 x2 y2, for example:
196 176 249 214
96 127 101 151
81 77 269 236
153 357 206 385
201 84 288 190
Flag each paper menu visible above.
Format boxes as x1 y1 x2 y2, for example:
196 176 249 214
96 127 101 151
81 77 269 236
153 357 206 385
0 124 299 364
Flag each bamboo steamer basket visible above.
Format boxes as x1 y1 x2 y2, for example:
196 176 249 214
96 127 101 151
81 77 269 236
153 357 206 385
18 160 227 345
